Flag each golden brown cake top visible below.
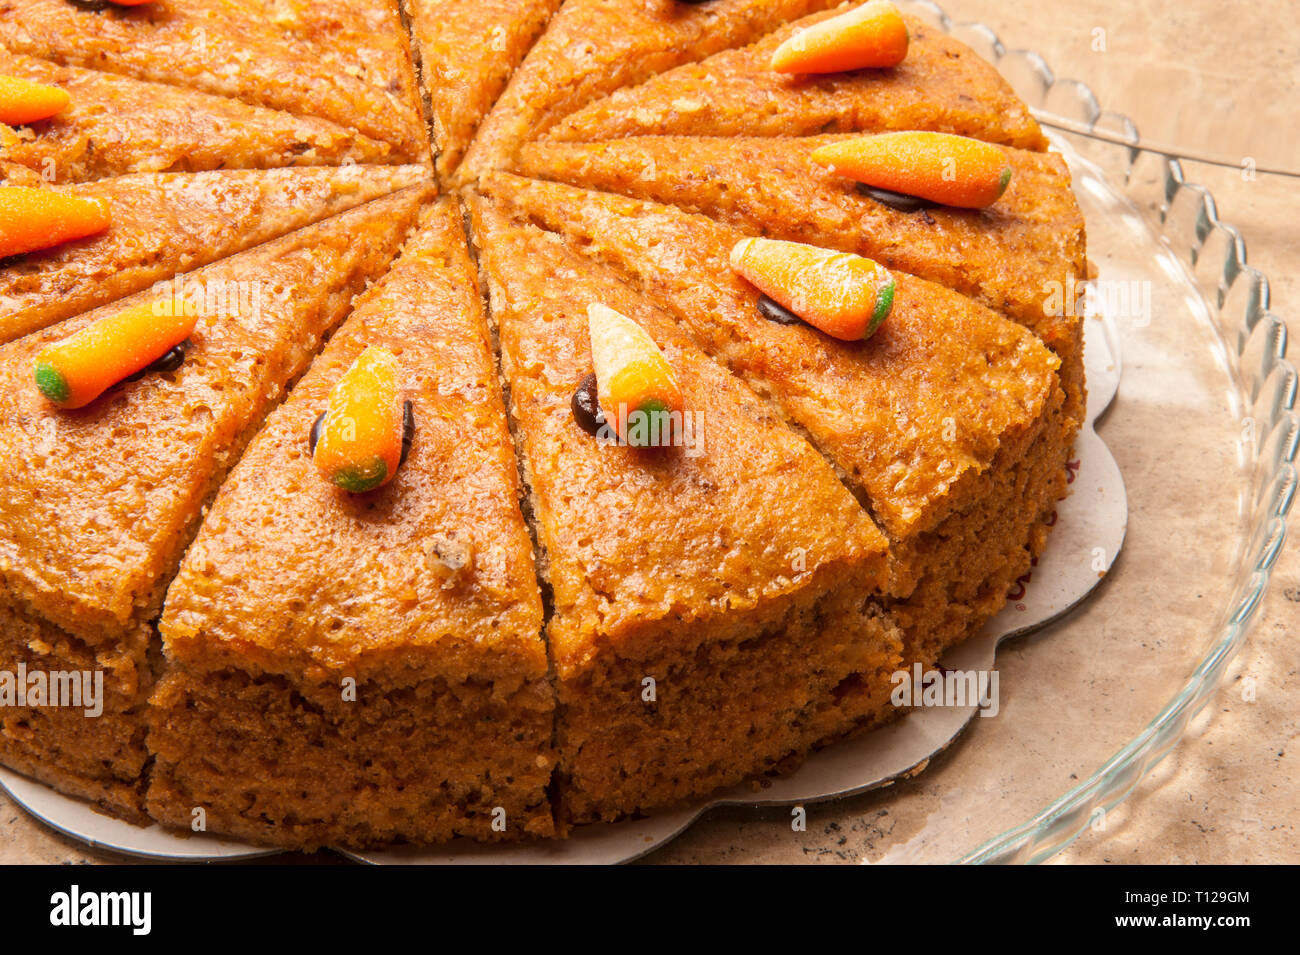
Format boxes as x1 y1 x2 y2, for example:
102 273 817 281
514 134 1083 340
458 0 840 180
547 12 1047 149
471 197 890 672
0 50 397 183
406 0 563 179
484 172 1061 542
160 197 547 686
0 164 428 344
0 0 428 160
0 183 430 643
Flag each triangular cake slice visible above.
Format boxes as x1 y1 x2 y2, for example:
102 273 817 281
0 164 427 344
149 198 555 849
0 0 427 159
548 8 1047 149
406 0 562 179
484 173 1071 667
0 50 398 185
457 0 841 182
471 196 902 824
0 183 430 819
516 135 1085 429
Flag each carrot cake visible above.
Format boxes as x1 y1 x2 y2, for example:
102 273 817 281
471 197 902 822
457 0 842 182
0 50 398 185
514 134 1086 430
0 1 1095 849
148 197 554 848
0 183 429 818
405 0 563 180
484 172 1069 665
546 9 1048 149
0 0 428 159
1 164 427 344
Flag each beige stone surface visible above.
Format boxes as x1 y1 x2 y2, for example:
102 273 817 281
1 0 1294 864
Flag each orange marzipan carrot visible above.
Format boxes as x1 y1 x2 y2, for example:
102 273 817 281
0 186 112 259
0 74 71 125
811 131 1013 209
730 237 896 342
587 303 684 443
312 346 406 493
770 0 909 74
34 300 197 409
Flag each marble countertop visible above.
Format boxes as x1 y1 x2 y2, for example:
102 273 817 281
3 0 1294 865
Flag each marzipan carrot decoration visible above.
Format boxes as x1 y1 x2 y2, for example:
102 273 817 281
770 1 909 73
811 131 1013 209
730 237 896 341
0 74 71 125
587 303 684 446
0 186 112 258
311 346 408 493
34 300 196 408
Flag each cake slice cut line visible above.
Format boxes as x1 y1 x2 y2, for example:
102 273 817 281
457 0 844 182
545 9 1047 150
0 50 401 185
406 0 564 180
0 0 430 161
0 163 429 344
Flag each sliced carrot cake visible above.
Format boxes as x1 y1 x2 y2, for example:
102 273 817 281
0 0 428 160
148 197 554 849
458 0 842 182
515 134 1086 430
0 184 429 819
0 50 397 185
1 164 427 344
0 1 1096 847
547 9 1047 149
471 196 902 823
484 172 1069 665
406 0 562 180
